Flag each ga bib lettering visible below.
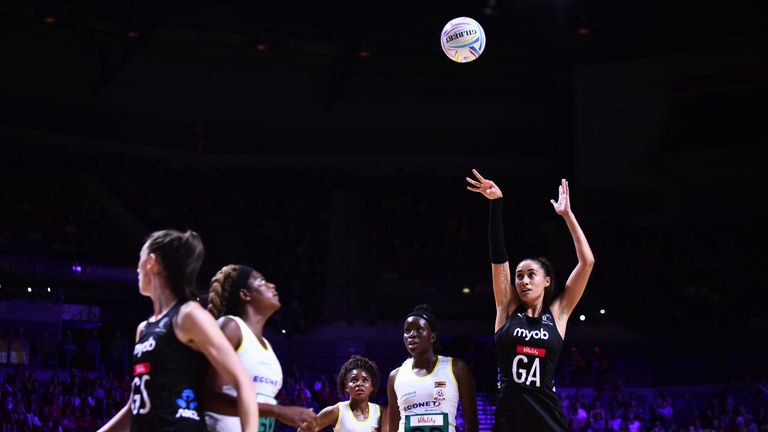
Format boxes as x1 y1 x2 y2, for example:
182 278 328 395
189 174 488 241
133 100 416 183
512 354 541 387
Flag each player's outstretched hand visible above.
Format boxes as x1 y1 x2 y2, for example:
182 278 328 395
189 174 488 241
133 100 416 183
466 169 503 200
297 416 318 432
550 178 572 217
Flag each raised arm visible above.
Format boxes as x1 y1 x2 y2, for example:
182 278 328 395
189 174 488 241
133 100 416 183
549 179 595 326
452 359 478 432
175 302 259 432
466 169 519 332
386 369 401 432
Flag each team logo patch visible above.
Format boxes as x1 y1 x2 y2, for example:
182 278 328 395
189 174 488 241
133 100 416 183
175 389 200 420
433 388 446 402
433 380 447 401
541 314 554 326
516 345 547 357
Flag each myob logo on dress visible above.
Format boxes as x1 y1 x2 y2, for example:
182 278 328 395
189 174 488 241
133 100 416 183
512 328 549 341
134 337 156 357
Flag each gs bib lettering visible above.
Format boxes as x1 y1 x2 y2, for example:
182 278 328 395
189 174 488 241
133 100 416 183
259 416 276 432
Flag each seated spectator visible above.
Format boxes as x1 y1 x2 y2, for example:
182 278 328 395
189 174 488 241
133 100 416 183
25 404 43 429
609 408 624 431
590 400 607 432
79 406 99 432
626 412 642 432
60 404 78 431
571 401 589 431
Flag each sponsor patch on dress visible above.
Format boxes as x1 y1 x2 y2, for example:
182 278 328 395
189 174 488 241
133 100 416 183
409 414 445 426
516 345 546 357
133 362 151 376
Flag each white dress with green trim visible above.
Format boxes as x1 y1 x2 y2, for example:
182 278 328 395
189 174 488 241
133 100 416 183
393 356 459 432
333 401 381 432
205 315 284 432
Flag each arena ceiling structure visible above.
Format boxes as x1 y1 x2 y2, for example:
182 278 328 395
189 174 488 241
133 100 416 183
1 0 764 155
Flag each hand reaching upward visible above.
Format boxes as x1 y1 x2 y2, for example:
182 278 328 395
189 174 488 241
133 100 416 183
550 178 571 216
466 169 503 200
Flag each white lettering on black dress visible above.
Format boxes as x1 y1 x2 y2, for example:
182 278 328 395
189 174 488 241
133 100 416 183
494 306 569 432
131 300 207 432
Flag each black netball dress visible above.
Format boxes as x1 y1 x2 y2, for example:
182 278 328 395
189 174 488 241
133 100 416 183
130 300 208 432
494 305 569 432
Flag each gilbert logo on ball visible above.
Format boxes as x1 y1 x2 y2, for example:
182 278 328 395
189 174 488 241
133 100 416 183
441 17 486 63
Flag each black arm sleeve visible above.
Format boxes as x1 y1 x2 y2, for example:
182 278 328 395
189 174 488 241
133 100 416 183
489 198 508 264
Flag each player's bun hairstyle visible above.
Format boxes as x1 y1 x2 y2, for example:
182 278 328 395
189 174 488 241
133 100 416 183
145 230 204 300
336 355 381 398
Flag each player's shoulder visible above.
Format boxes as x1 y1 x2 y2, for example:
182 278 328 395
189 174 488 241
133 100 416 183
216 314 240 331
134 320 148 341
173 299 219 342
449 357 471 377
388 367 401 380
175 299 212 325
321 402 343 413
216 315 243 349
178 298 205 315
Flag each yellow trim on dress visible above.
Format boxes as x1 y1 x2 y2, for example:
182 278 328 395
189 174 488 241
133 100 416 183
349 401 372 424
333 402 343 431
448 357 459 387
407 355 441 379
256 336 271 352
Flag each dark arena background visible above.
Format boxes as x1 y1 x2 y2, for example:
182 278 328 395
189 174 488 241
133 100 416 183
1 0 766 430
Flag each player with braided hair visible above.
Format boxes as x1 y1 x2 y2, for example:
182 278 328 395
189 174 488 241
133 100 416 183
98 231 259 432
299 355 384 432
203 264 317 432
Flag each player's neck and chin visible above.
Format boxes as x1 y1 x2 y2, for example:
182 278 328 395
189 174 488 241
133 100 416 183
347 397 372 418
